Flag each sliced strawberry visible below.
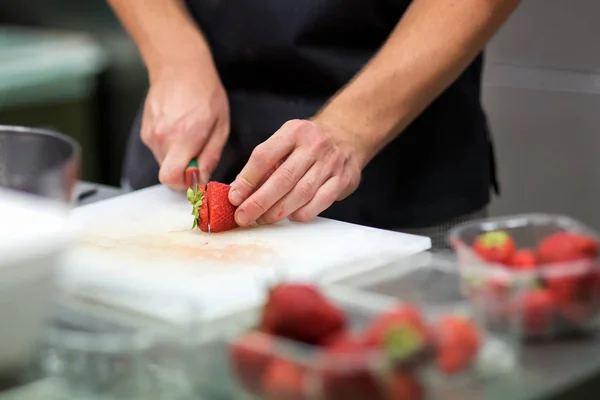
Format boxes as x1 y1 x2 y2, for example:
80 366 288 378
187 184 209 232
206 182 238 233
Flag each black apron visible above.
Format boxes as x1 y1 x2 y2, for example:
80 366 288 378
123 0 499 229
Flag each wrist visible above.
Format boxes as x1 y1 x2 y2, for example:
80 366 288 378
144 32 216 84
312 108 380 169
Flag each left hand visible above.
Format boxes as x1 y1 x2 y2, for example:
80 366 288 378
228 118 365 226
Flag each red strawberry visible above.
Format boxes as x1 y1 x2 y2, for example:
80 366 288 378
187 184 209 232
473 231 516 264
260 283 346 345
206 181 238 233
538 232 598 264
513 288 554 336
262 359 306 400
387 371 424 400
555 269 600 328
229 330 273 394
433 315 481 375
318 335 384 400
508 249 537 270
363 305 429 349
187 182 239 233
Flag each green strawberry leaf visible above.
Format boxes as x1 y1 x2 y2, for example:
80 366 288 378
384 323 423 361
186 187 194 202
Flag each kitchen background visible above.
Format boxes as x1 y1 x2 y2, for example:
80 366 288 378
0 0 598 227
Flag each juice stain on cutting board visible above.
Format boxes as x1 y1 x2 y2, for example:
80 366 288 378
77 230 274 265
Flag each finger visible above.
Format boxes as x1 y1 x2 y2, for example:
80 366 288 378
288 177 340 223
159 141 200 190
234 151 315 226
257 161 331 225
197 116 229 184
229 132 295 206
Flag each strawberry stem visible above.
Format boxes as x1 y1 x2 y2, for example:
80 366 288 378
187 184 205 230
384 324 423 361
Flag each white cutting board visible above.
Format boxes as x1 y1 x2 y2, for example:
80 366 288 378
61 185 431 320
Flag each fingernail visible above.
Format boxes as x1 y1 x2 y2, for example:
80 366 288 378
229 188 244 206
236 210 249 226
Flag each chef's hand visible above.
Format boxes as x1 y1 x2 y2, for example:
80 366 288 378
141 61 229 191
229 119 365 226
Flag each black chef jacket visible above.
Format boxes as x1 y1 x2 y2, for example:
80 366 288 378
123 0 499 229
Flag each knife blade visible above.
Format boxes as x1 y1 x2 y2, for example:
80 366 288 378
185 159 210 233
185 159 200 190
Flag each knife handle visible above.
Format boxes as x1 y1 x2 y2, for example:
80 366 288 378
185 159 200 188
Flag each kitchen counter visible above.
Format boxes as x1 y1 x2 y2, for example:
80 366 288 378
3 182 600 399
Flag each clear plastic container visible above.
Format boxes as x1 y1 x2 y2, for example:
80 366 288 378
449 213 600 341
189 273 506 400
189 285 431 400
328 253 519 388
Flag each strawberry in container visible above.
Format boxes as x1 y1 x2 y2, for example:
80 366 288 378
450 213 600 340
223 281 485 400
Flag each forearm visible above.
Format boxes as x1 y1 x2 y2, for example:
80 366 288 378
316 0 520 166
108 0 215 82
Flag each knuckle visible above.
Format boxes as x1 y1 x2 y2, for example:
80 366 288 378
274 166 295 189
295 182 314 203
251 145 269 165
248 196 268 214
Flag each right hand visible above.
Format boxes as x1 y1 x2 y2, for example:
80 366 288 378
141 60 230 191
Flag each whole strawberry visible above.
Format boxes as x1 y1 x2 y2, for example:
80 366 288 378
260 283 346 345
508 249 537 270
229 330 273 394
387 370 424 400
472 231 516 264
513 288 555 336
433 315 481 375
363 305 430 350
261 359 306 400
538 232 598 264
318 334 384 400
187 182 239 233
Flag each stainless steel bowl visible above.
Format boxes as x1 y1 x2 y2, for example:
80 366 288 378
0 125 80 204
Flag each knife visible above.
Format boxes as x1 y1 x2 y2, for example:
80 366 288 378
185 159 211 233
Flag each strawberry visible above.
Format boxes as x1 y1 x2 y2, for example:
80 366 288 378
363 305 429 349
260 283 346 345
187 182 238 233
473 231 516 264
318 335 384 400
433 315 481 375
228 330 273 394
508 249 537 270
207 182 238 233
387 371 424 400
187 184 208 232
261 359 306 400
538 232 598 264
555 269 600 329
513 288 554 336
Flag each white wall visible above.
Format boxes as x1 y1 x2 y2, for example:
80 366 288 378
482 0 600 229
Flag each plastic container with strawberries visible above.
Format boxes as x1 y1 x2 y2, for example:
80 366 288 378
188 275 494 400
449 213 600 342
327 252 519 390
